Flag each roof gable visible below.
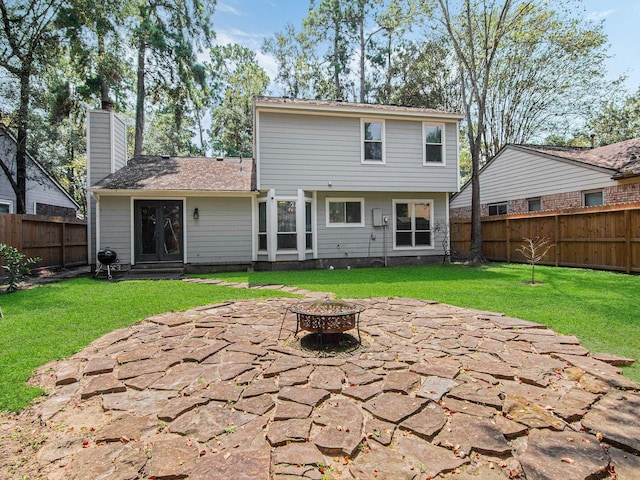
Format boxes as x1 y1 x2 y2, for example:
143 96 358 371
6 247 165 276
91 155 256 192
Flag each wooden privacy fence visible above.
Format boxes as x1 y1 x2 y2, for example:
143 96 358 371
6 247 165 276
0 213 87 269
450 202 640 274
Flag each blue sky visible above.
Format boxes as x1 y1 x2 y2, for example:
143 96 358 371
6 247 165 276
211 0 640 94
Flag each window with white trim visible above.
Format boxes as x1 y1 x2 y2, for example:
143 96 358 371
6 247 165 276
362 119 384 163
0 200 12 213
527 198 542 212
326 198 364 227
583 190 603 207
423 123 444 164
258 201 267 251
393 200 433 249
488 202 507 216
277 200 296 249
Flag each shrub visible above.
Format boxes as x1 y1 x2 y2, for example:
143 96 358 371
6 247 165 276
0 243 41 293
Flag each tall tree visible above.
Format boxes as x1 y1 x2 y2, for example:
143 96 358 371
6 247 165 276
209 44 269 157
586 85 640 146
131 0 216 156
0 0 62 213
434 0 534 264
262 23 316 99
482 3 607 158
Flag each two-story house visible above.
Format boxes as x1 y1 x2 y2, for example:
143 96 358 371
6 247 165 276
86 97 463 273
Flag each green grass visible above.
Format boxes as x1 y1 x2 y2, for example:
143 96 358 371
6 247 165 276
197 263 640 382
0 277 292 412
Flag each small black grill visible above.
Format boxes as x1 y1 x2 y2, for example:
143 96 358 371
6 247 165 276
96 248 118 279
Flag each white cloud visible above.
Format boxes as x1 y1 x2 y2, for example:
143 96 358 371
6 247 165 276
587 9 617 22
216 2 241 15
214 28 267 50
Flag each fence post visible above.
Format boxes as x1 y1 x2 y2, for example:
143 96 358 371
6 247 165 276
62 221 67 268
625 209 631 274
506 218 511 262
554 215 560 267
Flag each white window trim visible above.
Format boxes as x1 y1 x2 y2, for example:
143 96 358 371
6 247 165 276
326 197 365 227
361 118 386 164
392 199 435 250
257 200 268 252
527 197 542 212
583 189 604 207
0 199 13 214
422 122 446 166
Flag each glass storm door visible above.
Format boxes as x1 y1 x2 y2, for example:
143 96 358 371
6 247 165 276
135 200 183 262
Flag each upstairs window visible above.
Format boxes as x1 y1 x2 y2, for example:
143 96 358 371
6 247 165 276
488 202 508 216
362 119 385 163
327 198 364 227
423 123 444 164
583 190 603 207
527 198 542 212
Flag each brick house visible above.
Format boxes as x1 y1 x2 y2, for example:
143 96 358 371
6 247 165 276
450 139 640 218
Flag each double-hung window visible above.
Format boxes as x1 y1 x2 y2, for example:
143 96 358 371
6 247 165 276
393 200 433 249
277 201 296 249
362 119 385 163
327 198 364 227
423 123 444 164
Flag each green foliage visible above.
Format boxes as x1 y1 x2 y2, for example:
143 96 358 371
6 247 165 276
0 244 41 293
586 85 640 146
0 278 294 412
203 263 640 382
209 44 270 157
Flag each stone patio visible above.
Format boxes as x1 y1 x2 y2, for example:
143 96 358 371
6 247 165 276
5 281 640 479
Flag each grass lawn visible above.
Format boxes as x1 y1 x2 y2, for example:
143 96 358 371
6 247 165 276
0 278 293 413
199 263 640 382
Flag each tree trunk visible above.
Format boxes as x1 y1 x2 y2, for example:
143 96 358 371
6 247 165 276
134 38 146 156
468 138 483 264
333 17 341 99
15 68 31 214
359 14 365 103
98 33 112 111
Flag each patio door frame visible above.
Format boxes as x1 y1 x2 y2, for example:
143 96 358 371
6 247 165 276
134 199 184 263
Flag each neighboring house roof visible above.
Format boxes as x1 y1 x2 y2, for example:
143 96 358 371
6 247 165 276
0 123 80 209
254 96 465 120
90 155 255 193
453 138 640 200
518 138 640 179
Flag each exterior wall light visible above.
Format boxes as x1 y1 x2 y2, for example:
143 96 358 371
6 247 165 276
193 208 199 220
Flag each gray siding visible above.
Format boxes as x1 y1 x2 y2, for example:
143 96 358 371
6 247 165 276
88 110 128 265
186 197 253 264
451 147 616 209
98 196 132 264
0 127 77 213
315 191 449 260
257 111 459 195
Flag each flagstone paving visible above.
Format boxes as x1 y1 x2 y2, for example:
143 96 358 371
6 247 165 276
4 281 640 479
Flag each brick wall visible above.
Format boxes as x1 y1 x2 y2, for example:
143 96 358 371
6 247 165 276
450 180 640 219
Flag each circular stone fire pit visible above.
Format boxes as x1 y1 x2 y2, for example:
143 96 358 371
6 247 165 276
289 298 365 344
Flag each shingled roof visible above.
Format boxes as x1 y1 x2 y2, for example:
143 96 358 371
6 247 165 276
91 156 256 192
518 138 640 178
